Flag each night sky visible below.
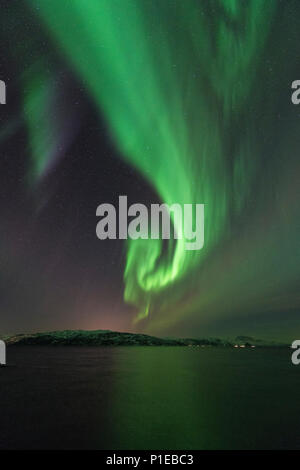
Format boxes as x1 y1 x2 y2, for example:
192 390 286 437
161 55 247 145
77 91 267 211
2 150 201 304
0 0 299 341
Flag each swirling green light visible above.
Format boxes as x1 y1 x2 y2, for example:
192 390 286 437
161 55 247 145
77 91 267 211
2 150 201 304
28 0 275 321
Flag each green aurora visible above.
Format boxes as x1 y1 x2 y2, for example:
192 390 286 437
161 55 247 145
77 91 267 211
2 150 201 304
17 0 300 336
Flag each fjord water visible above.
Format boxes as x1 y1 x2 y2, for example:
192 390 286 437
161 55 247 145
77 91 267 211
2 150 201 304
0 346 299 449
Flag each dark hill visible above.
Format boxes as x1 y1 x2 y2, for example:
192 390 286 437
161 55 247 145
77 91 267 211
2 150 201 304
2 330 287 347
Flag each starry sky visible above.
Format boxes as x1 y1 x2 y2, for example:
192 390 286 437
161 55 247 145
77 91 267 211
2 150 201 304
0 0 299 341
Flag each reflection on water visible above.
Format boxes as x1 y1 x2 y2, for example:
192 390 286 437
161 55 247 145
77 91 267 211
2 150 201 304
0 346 299 449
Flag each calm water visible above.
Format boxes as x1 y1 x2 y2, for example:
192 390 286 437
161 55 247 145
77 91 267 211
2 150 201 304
0 346 299 449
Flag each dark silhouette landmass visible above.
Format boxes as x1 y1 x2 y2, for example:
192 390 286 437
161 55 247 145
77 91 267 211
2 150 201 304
1 330 287 347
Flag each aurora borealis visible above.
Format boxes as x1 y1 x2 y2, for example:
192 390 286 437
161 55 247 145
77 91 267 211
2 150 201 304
0 0 299 340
